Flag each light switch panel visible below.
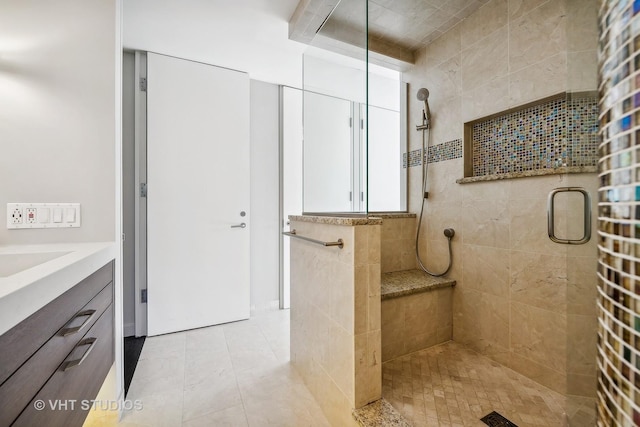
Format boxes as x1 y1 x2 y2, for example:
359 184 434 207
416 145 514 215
7 203 81 229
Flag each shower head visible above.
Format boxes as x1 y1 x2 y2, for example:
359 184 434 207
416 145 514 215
416 88 430 101
416 88 431 124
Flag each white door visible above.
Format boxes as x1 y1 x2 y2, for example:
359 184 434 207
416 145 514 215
146 53 250 336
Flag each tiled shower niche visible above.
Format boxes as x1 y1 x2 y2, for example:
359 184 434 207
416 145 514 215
463 93 599 179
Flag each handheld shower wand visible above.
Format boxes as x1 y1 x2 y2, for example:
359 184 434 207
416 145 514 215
416 88 431 130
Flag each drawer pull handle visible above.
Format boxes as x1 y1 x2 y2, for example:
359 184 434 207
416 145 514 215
60 309 96 336
61 337 97 371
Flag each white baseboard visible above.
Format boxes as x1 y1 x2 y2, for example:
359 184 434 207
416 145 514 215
250 300 281 313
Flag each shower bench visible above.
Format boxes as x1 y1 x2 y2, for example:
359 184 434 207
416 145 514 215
381 269 456 362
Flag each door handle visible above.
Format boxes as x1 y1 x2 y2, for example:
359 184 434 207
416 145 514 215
231 223 246 229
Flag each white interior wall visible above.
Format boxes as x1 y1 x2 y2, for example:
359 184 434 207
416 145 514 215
250 80 280 311
0 1 118 245
0 0 123 401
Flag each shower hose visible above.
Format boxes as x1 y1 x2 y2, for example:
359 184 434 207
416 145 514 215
415 122 454 277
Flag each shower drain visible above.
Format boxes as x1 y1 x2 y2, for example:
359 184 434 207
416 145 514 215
480 411 519 427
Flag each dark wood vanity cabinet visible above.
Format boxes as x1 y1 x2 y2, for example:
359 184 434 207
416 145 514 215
0 261 115 427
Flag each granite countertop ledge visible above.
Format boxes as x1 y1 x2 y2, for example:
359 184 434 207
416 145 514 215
353 398 411 427
456 166 597 184
369 212 416 219
381 269 456 300
289 215 383 226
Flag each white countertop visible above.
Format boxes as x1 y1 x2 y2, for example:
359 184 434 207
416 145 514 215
0 242 116 335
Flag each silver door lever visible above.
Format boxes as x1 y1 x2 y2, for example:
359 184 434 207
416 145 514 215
231 223 246 229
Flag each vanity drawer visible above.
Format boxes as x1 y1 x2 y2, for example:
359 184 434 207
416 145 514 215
0 261 113 385
0 282 112 426
12 304 114 427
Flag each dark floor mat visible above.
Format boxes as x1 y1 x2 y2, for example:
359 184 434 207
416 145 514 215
481 411 519 427
124 335 146 397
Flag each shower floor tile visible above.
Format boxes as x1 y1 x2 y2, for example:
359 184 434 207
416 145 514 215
382 341 586 427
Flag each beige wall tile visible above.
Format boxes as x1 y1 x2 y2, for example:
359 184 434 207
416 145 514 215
567 373 597 398
510 301 567 373
567 51 598 92
508 0 566 72
460 0 508 47
424 22 462 66
510 251 567 313
508 0 548 20
566 0 599 52
462 244 510 297
567 256 597 316
509 197 567 256
430 95 463 145
354 265 369 335
381 298 406 362
427 159 464 203
425 201 462 241
461 26 509 92
509 352 567 394
462 179 510 201
461 199 510 248
567 314 597 376
461 77 510 121
509 53 567 106
425 55 462 100
381 239 403 273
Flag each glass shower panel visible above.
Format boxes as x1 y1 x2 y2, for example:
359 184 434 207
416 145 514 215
303 92 353 212
302 0 368 214
367 106 402 211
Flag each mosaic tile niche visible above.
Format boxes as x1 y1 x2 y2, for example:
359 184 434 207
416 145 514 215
464 94 599 178
597 1 640 425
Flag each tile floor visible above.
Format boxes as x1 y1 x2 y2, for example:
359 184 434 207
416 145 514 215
119 309 330 427
382 341 596 427
120 310 596 427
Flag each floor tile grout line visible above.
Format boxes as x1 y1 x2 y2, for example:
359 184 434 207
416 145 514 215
222 321 252 427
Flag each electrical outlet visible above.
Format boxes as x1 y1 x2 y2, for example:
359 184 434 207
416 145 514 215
25 208 36 224
11 207 23 224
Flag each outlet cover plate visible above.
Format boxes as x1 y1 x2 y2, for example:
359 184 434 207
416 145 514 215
7 203 81 229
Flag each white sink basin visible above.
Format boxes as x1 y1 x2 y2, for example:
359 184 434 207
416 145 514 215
0 252 70 278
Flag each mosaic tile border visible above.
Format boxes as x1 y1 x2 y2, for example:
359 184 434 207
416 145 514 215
597 1 640 426
402 139 463 168
469 95 599 177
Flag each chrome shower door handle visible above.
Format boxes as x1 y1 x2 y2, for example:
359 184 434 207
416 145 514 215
547 187 591 245
230 222 246 229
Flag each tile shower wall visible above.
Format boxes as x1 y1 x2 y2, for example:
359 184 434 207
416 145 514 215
289 220 381 425
471 96 599 176
596 1 640 425
380 217 416 273
402 0 599 408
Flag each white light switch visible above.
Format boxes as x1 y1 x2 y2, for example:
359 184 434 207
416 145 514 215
53 208 63 223
38 208 50 223
65 208 76 222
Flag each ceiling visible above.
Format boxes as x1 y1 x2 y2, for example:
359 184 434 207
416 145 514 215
123 0 308 87
124 0 488 85
290 0 490 67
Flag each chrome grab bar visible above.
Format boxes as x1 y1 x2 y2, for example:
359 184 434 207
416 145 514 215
547 187 591 245
282 229 344 249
